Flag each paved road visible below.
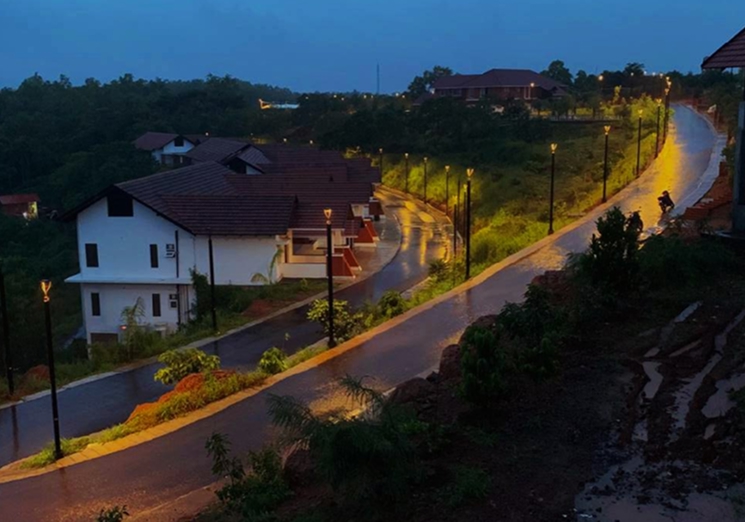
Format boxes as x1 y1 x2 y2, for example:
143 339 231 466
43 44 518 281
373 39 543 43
0 190 448 467
0 106 721 522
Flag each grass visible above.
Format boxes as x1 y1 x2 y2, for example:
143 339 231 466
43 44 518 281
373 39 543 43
18 340 331 469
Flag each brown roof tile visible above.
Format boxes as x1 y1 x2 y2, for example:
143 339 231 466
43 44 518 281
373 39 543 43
702 26 745 69
185 138 251 163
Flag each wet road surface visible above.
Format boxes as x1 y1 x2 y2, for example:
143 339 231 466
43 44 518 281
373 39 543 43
0 189 448 467
0 106 722 521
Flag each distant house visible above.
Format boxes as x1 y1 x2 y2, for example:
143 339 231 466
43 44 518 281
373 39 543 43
62 149 381 344
184 137 264 174
0 193 39 219
133 132 208 166
424 69 568 105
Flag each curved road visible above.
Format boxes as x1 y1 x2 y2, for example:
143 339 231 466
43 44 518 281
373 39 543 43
0 189 448 467
0 106 722 521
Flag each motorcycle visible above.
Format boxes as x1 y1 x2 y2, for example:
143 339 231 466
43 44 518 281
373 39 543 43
658 192 675 214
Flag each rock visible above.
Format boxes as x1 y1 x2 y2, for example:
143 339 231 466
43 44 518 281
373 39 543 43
457 315 498 344
439 344 462 383
425 371 440 383
388 377 436 407
283 447 316 487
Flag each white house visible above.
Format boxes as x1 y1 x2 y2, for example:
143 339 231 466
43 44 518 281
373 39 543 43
63 159 378 344
133 132 205 166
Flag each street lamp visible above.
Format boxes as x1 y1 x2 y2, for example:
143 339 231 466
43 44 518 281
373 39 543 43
324 209 335 348
529 82 535 100
454 170 460 259
423 156 428 205
602 126 611 203
465 168 474 280
655 99 662 158
0 267 13 395
636 109 643 177
548 144 557 235
41 280 62 460
404 153 409 193
208 235 217 332
663 86 671 143
379 148 384 177
445 165 451 217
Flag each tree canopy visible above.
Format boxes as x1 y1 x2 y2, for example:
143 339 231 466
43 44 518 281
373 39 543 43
541 60 573 86
406 66 454 99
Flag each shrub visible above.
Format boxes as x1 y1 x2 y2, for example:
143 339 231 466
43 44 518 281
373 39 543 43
459 326 508 406
307 299 362 343
258 347 287 375
153 348 221 385
428 259 449 282
377 290 407 319
439 465 491 507
571 207 641 293
96 506 130 522
268 376 423 511
206 433 291 518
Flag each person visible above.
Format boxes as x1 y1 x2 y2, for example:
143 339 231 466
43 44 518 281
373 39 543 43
658 190 675 212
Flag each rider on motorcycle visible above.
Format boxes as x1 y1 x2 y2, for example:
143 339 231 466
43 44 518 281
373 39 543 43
658 190 675 212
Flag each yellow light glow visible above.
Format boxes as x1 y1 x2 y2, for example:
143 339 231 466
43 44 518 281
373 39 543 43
404 152 409 159
379 148 383 154
604 125 611 135
41 280 52 303
424 156 428 163
598 75 604 81
323 208 332 223
638 109 643 117
466 168 474 179
550 143 558 154
530 82 535 88
445 165 450 172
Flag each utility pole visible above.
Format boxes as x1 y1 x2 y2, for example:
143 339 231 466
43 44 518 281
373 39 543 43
41 280 62 460
0 268 13 395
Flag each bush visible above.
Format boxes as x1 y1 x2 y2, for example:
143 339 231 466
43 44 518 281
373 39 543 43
206 433 291 518
377 290 407 319
258 347 287 375
307 299 362 343
571 207 641 293
428 259 449 282
96 506 129 522
268 376 423 511
459 326 508 406
440 466 491 507
153 348 221 385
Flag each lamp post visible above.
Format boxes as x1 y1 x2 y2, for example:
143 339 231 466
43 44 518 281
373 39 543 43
654 100 662 159
465 169 474 280
0 267 13 395
404 153 409 193
423 156 428 205
602 126 611 203
324 209 335 348
548 144 557 235
454 175 459 258
663 85 671 144
636 109 643 177
445 165 451 218
41 280 62 460
208 235 217 332
379 148 384 177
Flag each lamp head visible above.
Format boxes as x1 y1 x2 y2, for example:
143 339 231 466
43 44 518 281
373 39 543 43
604 125 611 135
379 147 383 154
424 156 428 163
445 165 450 172
323 208 332 223
404 152 409 159
638 109 643 117
41 280 52 303
598 74 604 81
530 82 535 88
550 143 558 154
466 168 474 179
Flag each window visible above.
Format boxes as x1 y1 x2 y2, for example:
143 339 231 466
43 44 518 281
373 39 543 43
85 243 99 267
150 244 159 268
107 191 134 217
152 293 161 317
174 136 184 147
91 293 101 316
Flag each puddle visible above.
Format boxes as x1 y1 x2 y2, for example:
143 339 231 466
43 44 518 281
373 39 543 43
644 302 701 359
671 310 745 434
674 302 702 324
702 372 745 419
670 340 702 358
642 362 664 401
704 423 717 440
645 347 660 358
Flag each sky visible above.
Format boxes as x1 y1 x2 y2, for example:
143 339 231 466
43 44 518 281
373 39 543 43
1 0 744 94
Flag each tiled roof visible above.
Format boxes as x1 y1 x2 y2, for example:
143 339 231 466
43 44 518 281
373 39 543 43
702 26 745 69
185 138 251 163
346 158 382 183
291 200 358 235
254 144 347 165
133 132 192 151
433 69 567 92
259 162 350 182
236 146 271 167
227 175 373 202
0 193 39 205
160 195 296 236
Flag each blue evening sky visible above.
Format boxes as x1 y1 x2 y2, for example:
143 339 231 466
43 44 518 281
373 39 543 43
1 0 743 93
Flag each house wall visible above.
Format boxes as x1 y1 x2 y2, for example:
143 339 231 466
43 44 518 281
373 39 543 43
151 139 195 164
77 198 187 279
81 283 181 343
193 236 282 285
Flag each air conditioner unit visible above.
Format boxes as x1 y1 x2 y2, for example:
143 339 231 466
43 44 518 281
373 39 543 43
165 244 176 258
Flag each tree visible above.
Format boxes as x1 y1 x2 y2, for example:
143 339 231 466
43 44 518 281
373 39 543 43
541 60 573 86
407 66 453 99
623 63 645 78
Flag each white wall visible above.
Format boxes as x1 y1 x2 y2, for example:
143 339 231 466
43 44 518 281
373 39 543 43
77 198 189 280
281 263 326 279
193 236 282 285
81 283 181 343
161 139 195 156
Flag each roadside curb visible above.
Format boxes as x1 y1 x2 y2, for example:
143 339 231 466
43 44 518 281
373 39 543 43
0 191 405 412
